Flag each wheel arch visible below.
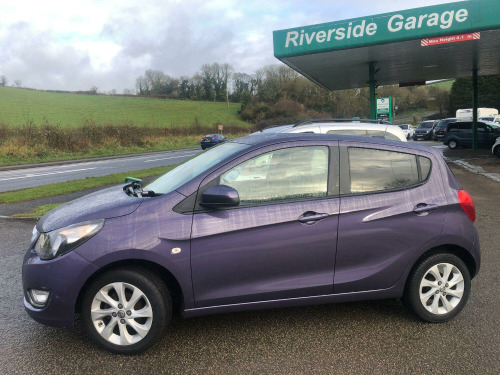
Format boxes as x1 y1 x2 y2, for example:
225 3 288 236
75 259 185 318
404 244 477 292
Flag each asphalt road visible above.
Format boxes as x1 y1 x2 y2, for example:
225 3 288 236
0 149 200 192
0 164 498 374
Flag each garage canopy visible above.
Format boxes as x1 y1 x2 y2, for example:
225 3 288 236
273 0 500 90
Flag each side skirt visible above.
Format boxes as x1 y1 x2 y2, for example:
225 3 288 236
183 287 403 318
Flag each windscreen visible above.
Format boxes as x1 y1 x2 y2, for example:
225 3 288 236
417 122 433 129
146 142 250 194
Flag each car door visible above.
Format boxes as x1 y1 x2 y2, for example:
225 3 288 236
190 144 340 307
459 122 473 146
334 142 446 294
476 123 487 146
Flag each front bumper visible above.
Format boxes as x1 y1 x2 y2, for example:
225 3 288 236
414 132 432 140
22 248 99 327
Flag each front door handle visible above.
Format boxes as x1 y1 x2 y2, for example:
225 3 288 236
413 204 439 214
298 212 329 224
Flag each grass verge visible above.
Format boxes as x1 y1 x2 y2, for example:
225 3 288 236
0 164 178 204
12 204 62 218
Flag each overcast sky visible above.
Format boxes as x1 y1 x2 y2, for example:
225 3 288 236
0 0 456 92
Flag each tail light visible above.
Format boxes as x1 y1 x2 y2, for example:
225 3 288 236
458 190 476 222
212 136 216 139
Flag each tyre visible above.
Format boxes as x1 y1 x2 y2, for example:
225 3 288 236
448 140 458 149
403 253 471 323
494 145 500 157
82 268 171 354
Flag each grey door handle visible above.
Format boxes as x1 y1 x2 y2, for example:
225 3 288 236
298 212 329 224
413 204 438 214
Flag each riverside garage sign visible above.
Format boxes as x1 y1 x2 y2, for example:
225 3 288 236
274 2 487 58
284 9 468 47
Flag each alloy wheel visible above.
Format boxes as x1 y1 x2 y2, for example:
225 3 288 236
91 282 153 346
419 263 464 315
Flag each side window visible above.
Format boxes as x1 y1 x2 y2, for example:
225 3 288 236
365 130 386 139
348 148 419 194
419 156 432 180
218 146 329 206
327 129 367 136
384 133 401 141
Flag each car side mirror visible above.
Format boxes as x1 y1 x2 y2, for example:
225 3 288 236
200 185 240 209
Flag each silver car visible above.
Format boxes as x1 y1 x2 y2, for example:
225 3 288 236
256 119 407 142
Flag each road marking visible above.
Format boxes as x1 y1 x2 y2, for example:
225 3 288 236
0 168 96 182
144 153 198 163
446 159 500 182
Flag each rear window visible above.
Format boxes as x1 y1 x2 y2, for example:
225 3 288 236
347 148 431 194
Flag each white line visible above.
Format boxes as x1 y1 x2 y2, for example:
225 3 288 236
144 153 198 163
0 168 96 182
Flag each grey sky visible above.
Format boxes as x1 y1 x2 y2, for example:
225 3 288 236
0 0 457 91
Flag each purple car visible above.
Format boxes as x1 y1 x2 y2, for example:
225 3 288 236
23 133 480 354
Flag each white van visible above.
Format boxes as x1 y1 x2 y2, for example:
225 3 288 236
456 108 498 122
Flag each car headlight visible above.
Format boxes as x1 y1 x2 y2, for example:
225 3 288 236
34 220 104 260
31 226 39 246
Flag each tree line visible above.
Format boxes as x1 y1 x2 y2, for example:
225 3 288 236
134 63 454 125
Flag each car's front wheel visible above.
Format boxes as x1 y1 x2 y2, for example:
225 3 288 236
403 253 471 323
82 268 171 354
448 140 458 149
494 145 500 157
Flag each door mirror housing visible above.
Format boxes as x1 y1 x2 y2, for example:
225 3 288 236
200 185 240 209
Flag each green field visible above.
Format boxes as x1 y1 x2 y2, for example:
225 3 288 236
0 86 248 127
427 79 455 91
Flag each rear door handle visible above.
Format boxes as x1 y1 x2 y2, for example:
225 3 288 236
298 212 329 224
413 204 439 214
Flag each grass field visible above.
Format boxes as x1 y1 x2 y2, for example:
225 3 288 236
0 164 178 204
0 86 248 127
427 79 455 91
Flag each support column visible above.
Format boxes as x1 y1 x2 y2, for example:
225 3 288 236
369 62 377 121
472 68 478 150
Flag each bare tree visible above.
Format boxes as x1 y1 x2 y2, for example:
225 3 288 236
89 85 98 95
14 80 22 88
0 75 7 86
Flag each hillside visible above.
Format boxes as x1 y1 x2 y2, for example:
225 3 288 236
0 86 248 127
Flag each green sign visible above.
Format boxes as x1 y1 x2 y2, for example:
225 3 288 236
273 0 500 58
376 97 392 122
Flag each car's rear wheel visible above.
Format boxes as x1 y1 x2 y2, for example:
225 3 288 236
403 253 471 323
82 268 171 354
448 140 458 149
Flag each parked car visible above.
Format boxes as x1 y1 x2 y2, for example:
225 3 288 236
201 134 226 150
433 118 457 141
413 120 437 141
492 137 500 157
443 121 500 149
23 133 480 354
398 124 414 139
479 115 500 124
255 119 407 142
